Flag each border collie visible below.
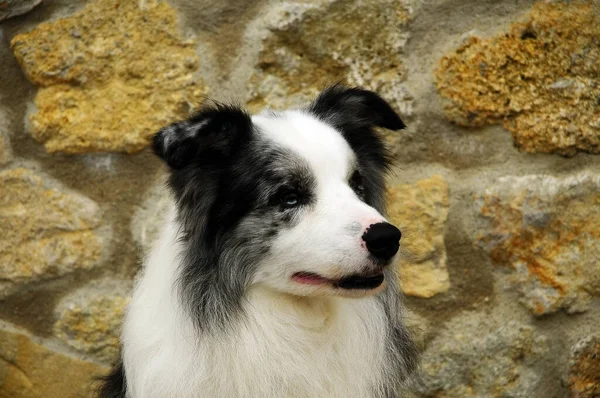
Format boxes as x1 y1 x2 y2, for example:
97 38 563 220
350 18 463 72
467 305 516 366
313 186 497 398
99 85 418 397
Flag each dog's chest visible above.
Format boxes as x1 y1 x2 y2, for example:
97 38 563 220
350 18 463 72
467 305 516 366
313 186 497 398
201 294 389 397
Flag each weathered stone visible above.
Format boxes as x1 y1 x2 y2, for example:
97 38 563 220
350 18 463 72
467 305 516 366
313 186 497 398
413 311 549 397
0 0 42 21
54 279 130 364
0 130 12 166
247 0 413 116
568 335 600 397
0 167 105 296
0 328 108 398
475 172 600 315
131 179 171 256
387 176 450 298
10 0 207 154
436 2 600 156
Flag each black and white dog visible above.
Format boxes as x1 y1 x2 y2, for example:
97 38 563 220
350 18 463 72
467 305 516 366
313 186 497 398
100 85 418 397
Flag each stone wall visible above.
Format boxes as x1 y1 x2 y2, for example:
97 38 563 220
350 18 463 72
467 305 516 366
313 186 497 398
0 0 599 397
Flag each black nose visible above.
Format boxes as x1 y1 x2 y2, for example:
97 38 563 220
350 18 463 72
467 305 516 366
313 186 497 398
362 222 401 260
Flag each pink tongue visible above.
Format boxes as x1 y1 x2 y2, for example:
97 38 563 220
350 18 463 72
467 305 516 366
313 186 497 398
293 273 329 285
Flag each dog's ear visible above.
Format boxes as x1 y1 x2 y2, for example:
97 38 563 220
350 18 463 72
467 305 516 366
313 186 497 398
152 104 252 170
309 85 405 131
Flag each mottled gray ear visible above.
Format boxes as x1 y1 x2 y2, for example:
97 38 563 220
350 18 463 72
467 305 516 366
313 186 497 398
309 84 406 131
152 104 253 170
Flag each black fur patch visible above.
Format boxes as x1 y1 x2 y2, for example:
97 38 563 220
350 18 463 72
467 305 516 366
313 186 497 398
152 104 253 170
96 360 126 398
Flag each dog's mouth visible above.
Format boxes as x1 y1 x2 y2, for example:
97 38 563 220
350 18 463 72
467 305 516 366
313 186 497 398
292 271 385 290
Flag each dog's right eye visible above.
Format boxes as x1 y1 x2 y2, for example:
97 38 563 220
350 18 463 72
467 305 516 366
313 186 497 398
280 191 300 208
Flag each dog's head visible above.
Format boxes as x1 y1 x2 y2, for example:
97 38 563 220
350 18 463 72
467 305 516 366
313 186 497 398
153 85 405 325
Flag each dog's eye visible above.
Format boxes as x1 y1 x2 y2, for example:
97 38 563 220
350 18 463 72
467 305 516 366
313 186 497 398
350 170 365 199
280 191 300 208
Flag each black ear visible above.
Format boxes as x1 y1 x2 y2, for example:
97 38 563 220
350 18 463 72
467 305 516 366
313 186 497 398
309 85 406 131
152 104 252 169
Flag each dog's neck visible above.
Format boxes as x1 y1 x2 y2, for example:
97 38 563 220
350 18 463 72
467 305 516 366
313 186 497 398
245 286 339 332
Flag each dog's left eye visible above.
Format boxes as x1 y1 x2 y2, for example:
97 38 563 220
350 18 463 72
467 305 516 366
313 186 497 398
280 191 300 208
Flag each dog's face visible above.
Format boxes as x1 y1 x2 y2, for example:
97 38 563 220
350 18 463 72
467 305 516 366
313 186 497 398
249 110 402 298
152 86 405 322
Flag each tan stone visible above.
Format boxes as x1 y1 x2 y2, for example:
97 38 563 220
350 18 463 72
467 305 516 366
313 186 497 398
0 168 105 296
0 0 42 21
475 172 600 315
568 335 600 398
436 2 600 156
387 175 450 298
0 328 108 398
11 0 207 154
54 280 130 364
247 0 413 117
0 130 12 166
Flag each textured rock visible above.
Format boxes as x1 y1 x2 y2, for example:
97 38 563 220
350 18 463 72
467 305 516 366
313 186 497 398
11 0 207 154
247 0 413 116
0 328 108 398
568 335 600 397
387 176 450 298
0 130 12 166
414 311 548 397
131 179 171 256
54 280 130 364
0 0 42 21
0 168 105 296
436 2 600 155
475 172 600 315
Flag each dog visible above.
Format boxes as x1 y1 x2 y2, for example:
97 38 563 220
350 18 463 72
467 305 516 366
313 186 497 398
99 85 418 397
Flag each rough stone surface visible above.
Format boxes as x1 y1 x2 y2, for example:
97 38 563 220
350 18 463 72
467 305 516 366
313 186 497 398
568 334 600 397
436 2 600 155
387 176 450 298
246 0 413 116
10 0 207 154
413 310 549 397
0 167 105 296
475 172 600 315
0 328 108 398
0 0 42 21
53 280 130 364
0 129 12 166
130 179 171 256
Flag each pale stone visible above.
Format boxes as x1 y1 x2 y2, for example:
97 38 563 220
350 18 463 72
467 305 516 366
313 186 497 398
0 328 108 398
387 176 450 298
54 279 130 364
0 167 106 296
436 2 600 155
246 0 413 116
475 172 600 315
10 0 207 154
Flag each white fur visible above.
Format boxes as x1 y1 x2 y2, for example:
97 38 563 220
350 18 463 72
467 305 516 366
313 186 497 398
122 111 399 397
